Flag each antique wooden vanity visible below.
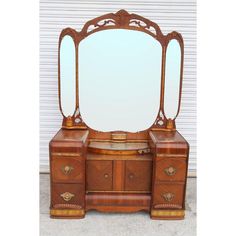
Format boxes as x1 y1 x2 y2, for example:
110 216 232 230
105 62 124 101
49 10 189 220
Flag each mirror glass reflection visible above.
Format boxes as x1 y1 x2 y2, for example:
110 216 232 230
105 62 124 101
164 39 181 119
79 29 162 132
60 35 76 117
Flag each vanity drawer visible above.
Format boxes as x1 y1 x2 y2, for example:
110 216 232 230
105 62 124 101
86 161 113 191
51 183 85 208
155 158 186 182
51 156 84 183
125 161 152 191
152 183 184 209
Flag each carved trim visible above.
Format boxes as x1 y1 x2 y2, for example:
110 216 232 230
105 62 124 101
153 204 182 209
53 204 82 209
51 152 82 157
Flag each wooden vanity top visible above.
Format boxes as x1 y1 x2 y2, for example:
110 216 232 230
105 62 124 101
51 129 89 143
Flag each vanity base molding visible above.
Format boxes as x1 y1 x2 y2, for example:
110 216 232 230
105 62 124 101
85 192 150 212
150 209 185 220
50 209 85 219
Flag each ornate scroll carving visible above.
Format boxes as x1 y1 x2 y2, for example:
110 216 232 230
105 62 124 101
80 9 164 41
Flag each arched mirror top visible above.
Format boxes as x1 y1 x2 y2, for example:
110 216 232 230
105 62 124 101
58 9 184 134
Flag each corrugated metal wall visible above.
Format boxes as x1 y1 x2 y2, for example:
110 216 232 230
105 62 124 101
40 0 196 175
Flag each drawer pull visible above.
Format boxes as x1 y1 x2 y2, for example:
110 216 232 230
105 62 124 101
60 192 75 202
104 173 109 179
162 192 174 202
129 173 134 179
164 166 176 176
61 165 74 175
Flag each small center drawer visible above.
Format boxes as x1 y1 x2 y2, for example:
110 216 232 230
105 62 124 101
51 156 84 183
154 157 186 182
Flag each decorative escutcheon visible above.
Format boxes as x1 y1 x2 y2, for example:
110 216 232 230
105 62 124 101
61 165 74 175
60 192 75 202
162 192 174 202
164 166 177 176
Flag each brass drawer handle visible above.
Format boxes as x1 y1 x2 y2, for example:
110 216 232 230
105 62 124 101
164 166 176 176
104 173 109 178
60 192 75 202
61 165 74 175
162 192 174 202
138 148 150 154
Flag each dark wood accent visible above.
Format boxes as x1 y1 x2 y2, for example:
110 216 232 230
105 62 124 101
86 193 150 212
49 10 190 220
113 161 125 191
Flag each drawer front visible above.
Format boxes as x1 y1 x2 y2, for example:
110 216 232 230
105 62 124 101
155 158 186 182
86 161 113 191
125 161 152 191
51 156 84 183
152 183 184 209
51 183 85 208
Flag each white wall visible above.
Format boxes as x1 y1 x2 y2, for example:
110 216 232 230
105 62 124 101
40 0 196 175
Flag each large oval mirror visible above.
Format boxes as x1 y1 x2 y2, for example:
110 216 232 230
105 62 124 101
59 35 76 117
164 39 182 119
78 29 162 132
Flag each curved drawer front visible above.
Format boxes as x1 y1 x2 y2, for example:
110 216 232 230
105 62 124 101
153 183 184 209
51 156 84 183
51 183 85 208
155 157 186 182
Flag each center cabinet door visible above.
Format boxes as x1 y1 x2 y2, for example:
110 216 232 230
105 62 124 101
86 160 113 191
86 160 152 192
125 161 152 191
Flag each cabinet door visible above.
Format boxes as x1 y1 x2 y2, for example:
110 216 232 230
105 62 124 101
86 160 113 191
125 161 152 191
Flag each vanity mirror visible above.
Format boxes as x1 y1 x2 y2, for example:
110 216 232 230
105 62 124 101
50 10 189 220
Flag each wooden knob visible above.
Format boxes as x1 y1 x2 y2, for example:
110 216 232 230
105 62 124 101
129 173 134 179
104 173 109 178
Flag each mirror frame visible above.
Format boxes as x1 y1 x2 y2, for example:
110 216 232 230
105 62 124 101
58 9 184 134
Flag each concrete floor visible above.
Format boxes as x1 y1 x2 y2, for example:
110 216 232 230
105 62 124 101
40 174 196 236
